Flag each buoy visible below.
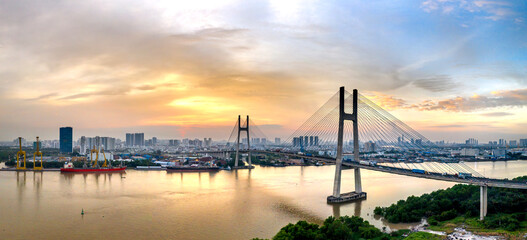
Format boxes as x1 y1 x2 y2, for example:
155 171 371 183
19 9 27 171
81 209 84 215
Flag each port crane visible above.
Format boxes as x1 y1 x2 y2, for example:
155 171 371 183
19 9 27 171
33 136 43 170
90 146 99 167
100 147 110 168
89 146 110 168
16 137 26 170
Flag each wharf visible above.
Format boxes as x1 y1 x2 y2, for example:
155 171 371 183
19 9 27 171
232 166 255 169
327 191 367 203
0 168 61 172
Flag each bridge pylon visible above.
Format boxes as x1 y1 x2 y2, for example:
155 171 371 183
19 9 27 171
480 185 488 220
234 115 253 169
328 87 366 203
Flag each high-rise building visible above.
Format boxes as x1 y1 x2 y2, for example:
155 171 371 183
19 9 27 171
309 136 314 146
314 136 319 146
86 137 94 150
152 137 157 146
94 136 101 149
465 138 478 146
275 138 281 144
304 136 309 147
293 137 299 147
498 139 506 147
80 136 87 155
134 133 144 147
203 138 212 147
101 137 116 150
364 141 376 152
520 139 527 147
126 133 134 147
33 141 42 150
13 138 27 147
60 127 73 153
509 140 517 148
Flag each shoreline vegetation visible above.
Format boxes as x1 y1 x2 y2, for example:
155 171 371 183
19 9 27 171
255 176 527 240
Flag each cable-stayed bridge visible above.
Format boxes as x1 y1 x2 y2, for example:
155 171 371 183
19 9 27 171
201 87 527 220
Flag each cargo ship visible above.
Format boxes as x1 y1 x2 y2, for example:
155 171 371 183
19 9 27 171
166 164 220 172
60 162 126 173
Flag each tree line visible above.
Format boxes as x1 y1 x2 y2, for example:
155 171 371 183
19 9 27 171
374 176 527 231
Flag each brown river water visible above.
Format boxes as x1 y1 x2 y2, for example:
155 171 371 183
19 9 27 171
0 161 526 240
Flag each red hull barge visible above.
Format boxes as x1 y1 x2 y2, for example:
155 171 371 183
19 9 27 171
60 167 126 173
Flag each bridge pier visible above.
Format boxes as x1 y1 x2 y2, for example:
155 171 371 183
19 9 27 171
480 185 488 220
328 87 366 203
354 168 362 193
234 115 254 169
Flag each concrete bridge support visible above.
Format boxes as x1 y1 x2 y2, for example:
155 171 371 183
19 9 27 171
235 115 252 169
328 87 365 203
480 185 488 220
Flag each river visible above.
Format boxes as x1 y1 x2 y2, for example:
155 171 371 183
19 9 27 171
0 160 526 240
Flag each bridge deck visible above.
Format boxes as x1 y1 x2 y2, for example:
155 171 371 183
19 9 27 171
203 150 527 189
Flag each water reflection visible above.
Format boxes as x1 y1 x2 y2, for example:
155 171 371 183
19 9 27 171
330 199 363 219
60 172 125 186
16 171 26 208
2 161 526 240
34 171 43 210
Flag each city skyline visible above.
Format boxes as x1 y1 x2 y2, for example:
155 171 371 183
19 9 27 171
1 0 526 142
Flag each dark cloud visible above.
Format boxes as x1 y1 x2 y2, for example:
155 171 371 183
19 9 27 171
412 75 457 92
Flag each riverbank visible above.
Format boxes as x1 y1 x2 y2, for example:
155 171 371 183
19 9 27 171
373 175 527 239
427 216 527 239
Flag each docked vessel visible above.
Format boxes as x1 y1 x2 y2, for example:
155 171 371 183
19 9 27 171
166 164 220 172
60 162 126 172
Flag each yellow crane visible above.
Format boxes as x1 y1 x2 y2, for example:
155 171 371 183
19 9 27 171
90 146 99 167
100 147 109 168
33 136 43 171
16 137 26 170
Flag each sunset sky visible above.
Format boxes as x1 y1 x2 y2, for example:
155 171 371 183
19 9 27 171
1 0 526 142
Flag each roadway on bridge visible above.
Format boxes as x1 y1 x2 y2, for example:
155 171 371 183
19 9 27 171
200 150 527 189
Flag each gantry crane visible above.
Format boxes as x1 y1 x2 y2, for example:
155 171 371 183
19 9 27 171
33 136 43 171
100 147 110 168
90 146 99 168
16 137 26 170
